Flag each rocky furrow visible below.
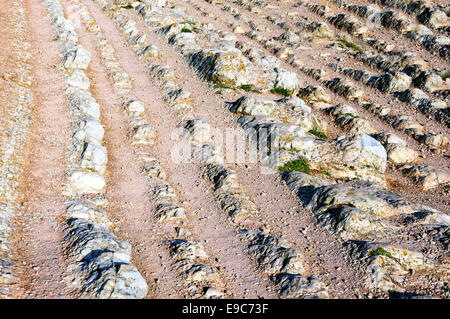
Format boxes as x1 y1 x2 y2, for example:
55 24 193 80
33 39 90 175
68 0 227 298
238 0 450 129
364 0 449 32
0 0 444 299
233 95 450 192
130 0 450 296
314 2 448 112
316 67 450 191
312 0 449 59
140 151 227 298
196 0 449 152
94 0 333 298
68 2 284 298
200 0 367 100
0 0 34 298
97 0 367 299
301 0 447 70
282 171 449 297
136 0 447 279
71 0 450 298
325 100 449 190
174 0 449 193
77 0 283 299
328 61 449 148
43 0 148 298
257 0 449 99
127 0 450 297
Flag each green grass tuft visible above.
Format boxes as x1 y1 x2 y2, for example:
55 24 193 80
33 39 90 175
240 84 261 93
439 71 450 81
278 158 310 174
181 20 198 31
369 248 393 259
271 87 294 97
337 38 362 52
181 27 192 33
308 129 327 139
344 112 359 119
213 83 232 89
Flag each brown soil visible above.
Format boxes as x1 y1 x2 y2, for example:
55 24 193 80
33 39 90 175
0 0 448 299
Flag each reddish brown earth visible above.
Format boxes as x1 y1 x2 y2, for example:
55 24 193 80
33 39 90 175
0 0 448 299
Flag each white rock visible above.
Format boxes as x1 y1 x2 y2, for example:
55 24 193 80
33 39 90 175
65 70 90 90
230 96 278 116
80 143 108 174
67 169 106 194
274 69 299 92
131 124 156 145
70 91 101 119
73 118 105 143
386 144 418 164
123 99 145 116
63 46 91 70
65 200 110 226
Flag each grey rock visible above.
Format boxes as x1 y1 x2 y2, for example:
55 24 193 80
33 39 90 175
63 46 91 70
186 48 256 87
169 239 209 262
274 274 329 299
347 241 435 291
65 218 147 299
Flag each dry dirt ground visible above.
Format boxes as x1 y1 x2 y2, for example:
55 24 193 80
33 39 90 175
0 0 448 299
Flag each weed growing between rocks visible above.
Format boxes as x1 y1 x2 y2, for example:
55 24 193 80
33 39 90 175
271 87 294 97
240 84 261 93
337 38 362 52
368 247 394 259
308 129 327 139
278 158 310 174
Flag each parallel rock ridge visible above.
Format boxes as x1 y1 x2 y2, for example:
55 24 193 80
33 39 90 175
0 0 448 299
0 0 34 297
103 1 332 297
86 0 226 298
43 0 147 299
177 0 447 297
283 171 448 292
